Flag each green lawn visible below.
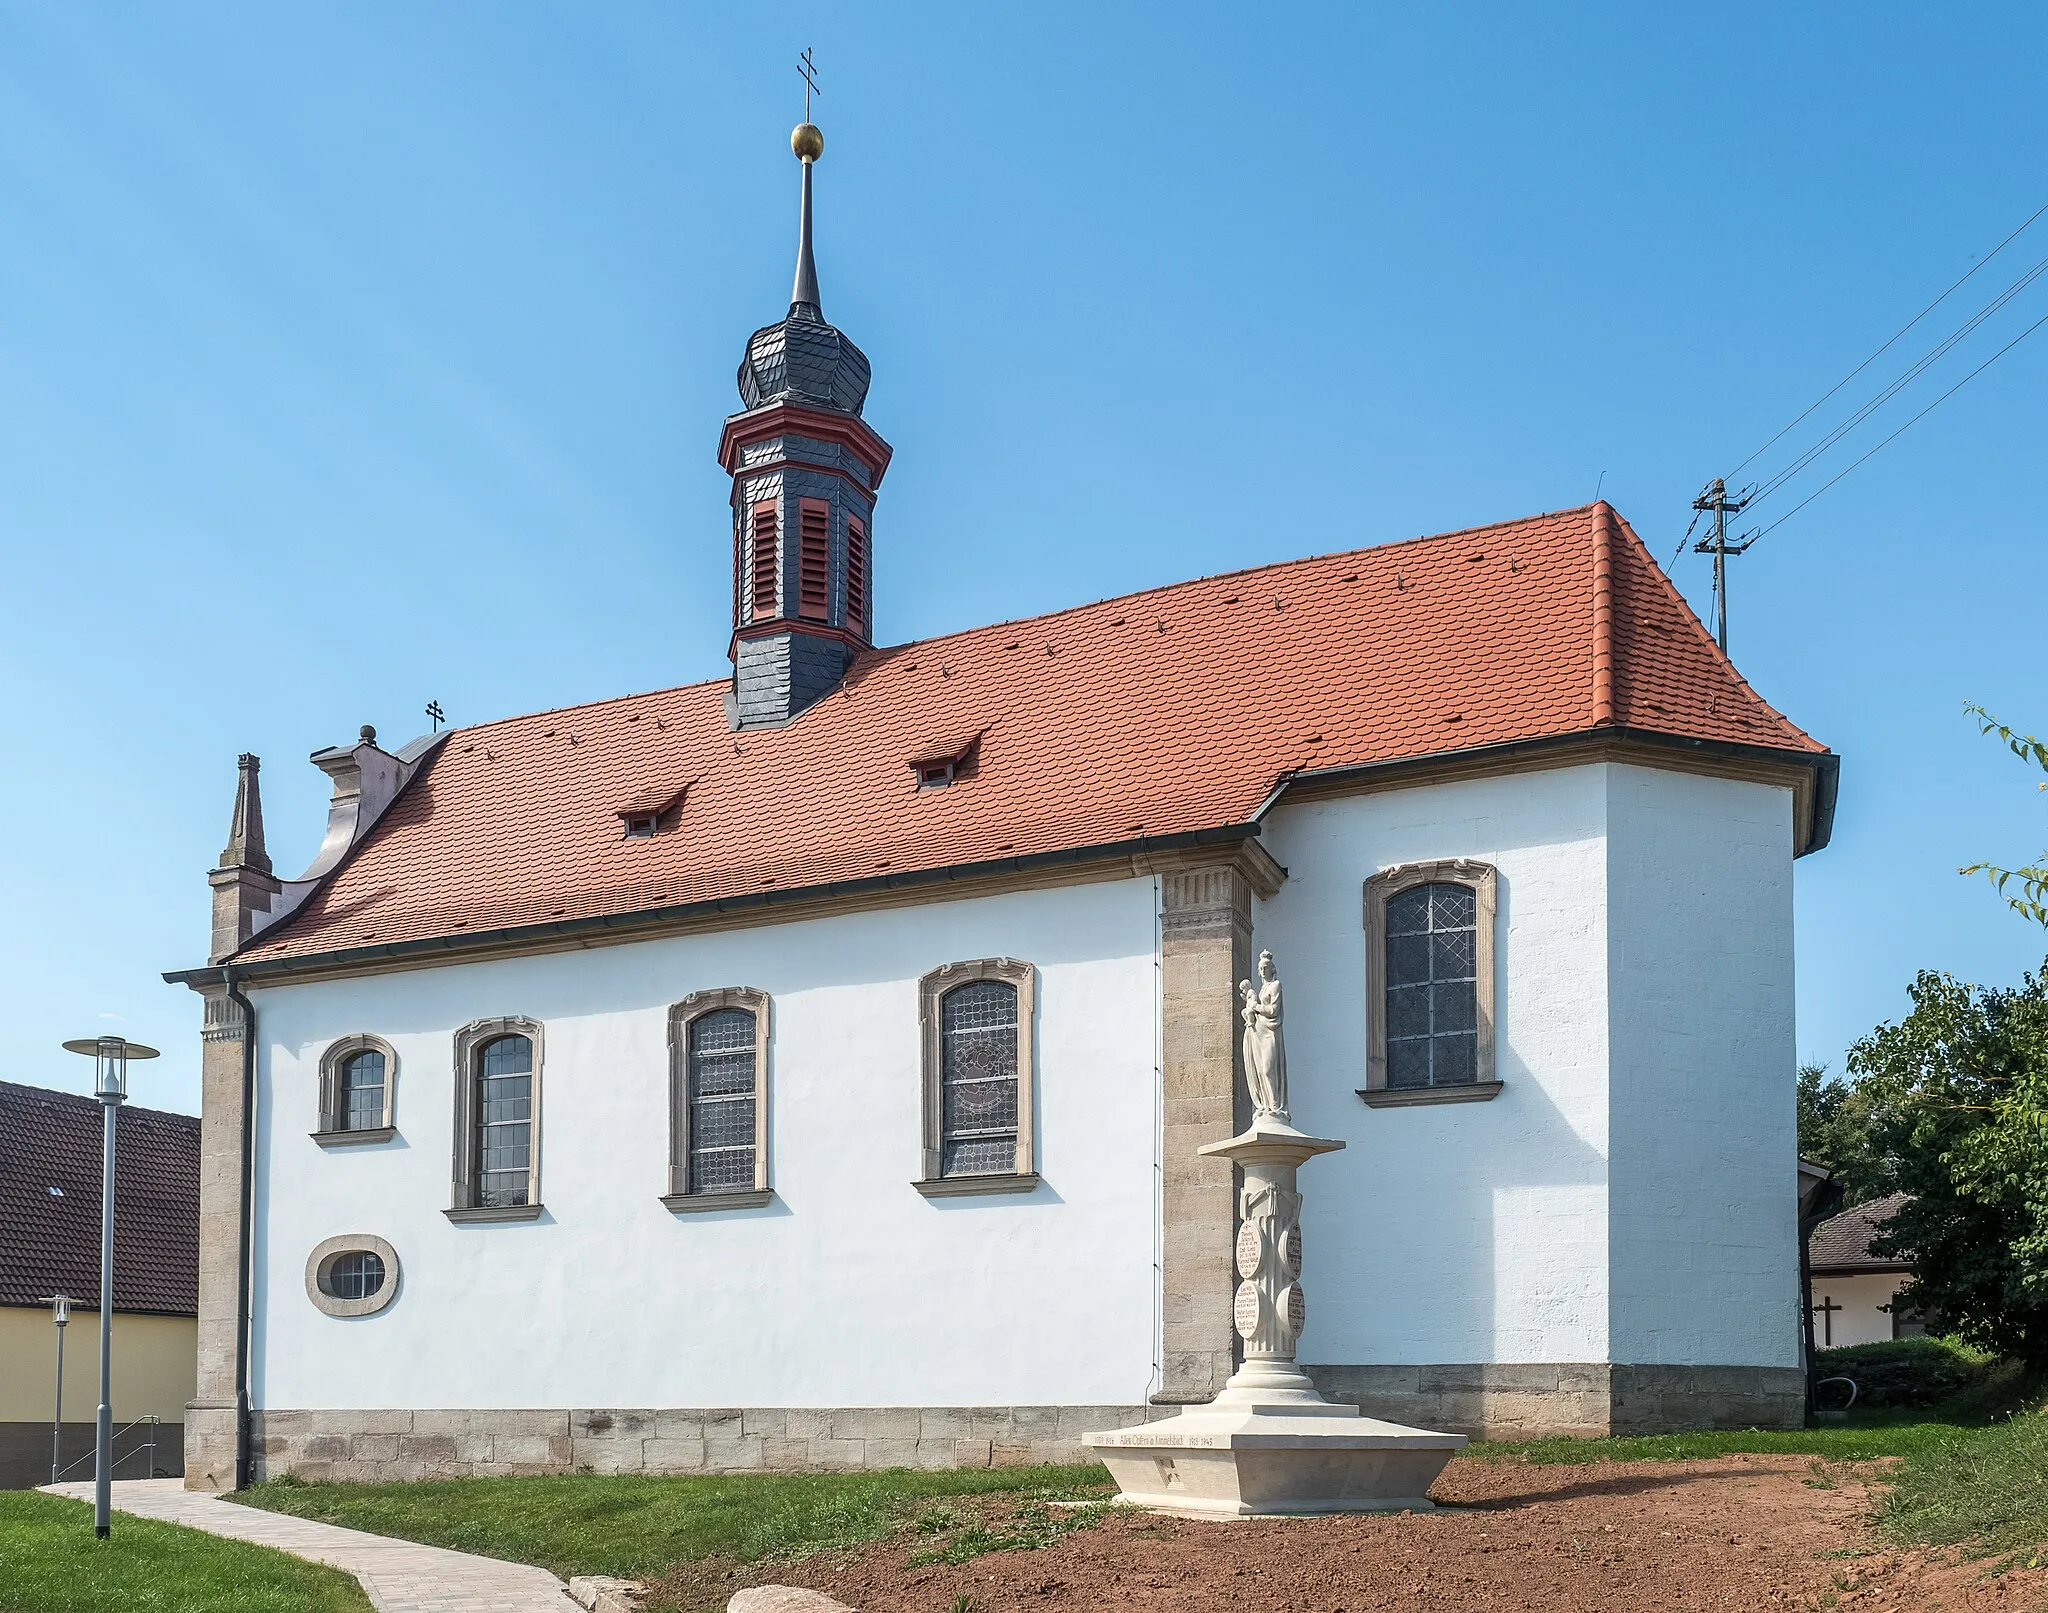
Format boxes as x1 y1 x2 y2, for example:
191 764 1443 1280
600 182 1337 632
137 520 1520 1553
233 1463 1114 1582
0 1490 371 1613
208 1361 2048 1589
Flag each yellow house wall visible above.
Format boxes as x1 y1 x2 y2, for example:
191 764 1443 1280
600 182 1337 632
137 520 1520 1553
0 1305 196 1424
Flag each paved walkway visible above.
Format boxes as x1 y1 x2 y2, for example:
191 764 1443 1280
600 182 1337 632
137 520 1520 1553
42 1479 582 1613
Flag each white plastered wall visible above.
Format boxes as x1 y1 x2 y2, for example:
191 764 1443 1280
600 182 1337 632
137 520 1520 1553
1811 1272 1907 1349
1254 764 1614 1367
1256 759 1800 1373
1605 763 1799 1369
247 878 1159 1411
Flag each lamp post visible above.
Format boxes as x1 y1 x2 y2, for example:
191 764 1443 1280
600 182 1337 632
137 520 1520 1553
60 1036 158 1540
47 1294 71 1484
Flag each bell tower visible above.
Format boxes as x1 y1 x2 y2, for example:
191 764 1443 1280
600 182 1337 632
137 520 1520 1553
719 118 893 729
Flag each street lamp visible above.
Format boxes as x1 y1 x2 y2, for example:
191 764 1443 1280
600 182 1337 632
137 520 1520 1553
60 1036 158 1540
46 1294 71 1485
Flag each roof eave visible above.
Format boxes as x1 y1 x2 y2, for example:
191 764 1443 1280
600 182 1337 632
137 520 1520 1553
163 819 1269 988
1269 726 1839 855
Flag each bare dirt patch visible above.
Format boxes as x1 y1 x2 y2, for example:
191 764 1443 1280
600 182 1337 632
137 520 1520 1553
647 1455 2048 1613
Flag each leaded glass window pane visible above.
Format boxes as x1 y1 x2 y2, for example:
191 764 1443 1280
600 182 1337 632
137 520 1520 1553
329 1251 385 1300
940 979 1018 1176
1383 881 1480 1088
339 1050 385 1131
474 1034 532 1207
688 1008 757 1193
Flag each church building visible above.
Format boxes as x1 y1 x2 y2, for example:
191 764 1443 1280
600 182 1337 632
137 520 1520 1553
168 120 1838 1490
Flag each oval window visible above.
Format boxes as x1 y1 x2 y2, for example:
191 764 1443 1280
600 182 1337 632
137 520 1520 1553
305 1235 400 1317
324 1250 386 1300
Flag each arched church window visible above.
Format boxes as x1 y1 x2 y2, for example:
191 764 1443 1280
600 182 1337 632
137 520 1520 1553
1361 861 1503 1107
915 960 1039 1195
340 1051 386 1130
665 989 772 1211
474 1035 534 1208
314 1034 398 1143
940 981 1019 1175
446 1017 546 1221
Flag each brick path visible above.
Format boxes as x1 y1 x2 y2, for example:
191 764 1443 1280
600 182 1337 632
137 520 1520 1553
41 1479 581 1612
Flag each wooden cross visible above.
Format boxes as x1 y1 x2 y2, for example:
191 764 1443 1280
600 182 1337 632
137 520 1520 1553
1811 1294 1842 1347
798 48 821 121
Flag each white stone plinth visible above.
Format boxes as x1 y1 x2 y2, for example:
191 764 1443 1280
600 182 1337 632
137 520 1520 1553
1085 1113 1467 1516
1085 1405 1466 1517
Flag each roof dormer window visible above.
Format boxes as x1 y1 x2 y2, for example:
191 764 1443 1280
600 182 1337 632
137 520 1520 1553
615 784 688 840
908 731 982 792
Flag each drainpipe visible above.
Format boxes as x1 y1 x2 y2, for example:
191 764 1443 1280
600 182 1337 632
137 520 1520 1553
224 967 258 1490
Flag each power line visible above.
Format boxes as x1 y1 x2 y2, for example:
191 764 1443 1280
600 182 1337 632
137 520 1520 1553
1751 303 2048 540
1744 245 2048 509
1731 196 2048 479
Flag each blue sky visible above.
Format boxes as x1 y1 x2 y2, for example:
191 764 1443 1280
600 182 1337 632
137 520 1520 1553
3 3 2044 1114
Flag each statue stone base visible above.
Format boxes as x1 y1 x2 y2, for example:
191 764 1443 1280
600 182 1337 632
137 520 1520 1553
1084 1118 1467 1517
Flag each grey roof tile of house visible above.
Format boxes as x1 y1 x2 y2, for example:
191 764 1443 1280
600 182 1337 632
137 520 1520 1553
1809 1191 1912 1273
0 1080 200 1315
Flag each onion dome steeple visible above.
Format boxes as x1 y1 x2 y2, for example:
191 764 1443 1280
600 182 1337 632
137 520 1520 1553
717 118 894 730
736 122 873 417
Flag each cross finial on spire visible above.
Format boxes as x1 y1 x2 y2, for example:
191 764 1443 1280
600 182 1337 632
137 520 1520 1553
788 51 825 318
798 47 820 122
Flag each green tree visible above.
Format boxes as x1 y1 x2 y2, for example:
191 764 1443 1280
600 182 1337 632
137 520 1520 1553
1848 964 2048 1364
1796 1060 1887 1205
1961 705 2048 925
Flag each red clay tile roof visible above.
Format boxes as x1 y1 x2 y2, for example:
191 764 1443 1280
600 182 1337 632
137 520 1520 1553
232 503 1825 965
1810 1192 1913 1273
0 1082 200 1316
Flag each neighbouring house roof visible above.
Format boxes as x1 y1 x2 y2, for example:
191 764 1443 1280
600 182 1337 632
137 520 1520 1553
1809 1192 1913 1274
0 1081 200 1316
205 501 1831 973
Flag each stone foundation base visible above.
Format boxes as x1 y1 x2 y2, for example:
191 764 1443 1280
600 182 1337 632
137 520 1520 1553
183 1368 1804 1489
229 1404 1157 1486
1304 1363 1805 1439
183 1403 238 1492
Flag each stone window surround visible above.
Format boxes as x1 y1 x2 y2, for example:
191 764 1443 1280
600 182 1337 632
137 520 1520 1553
447 1016 545 1223
915 958 1038 1197
664 987 774 1213
304 1232 400 1318
1360 859 1504 1107
312 1033 398 1145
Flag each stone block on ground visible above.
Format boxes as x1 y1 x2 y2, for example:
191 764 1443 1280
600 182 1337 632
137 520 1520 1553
729 1589 856 1613
568 1574 644 1612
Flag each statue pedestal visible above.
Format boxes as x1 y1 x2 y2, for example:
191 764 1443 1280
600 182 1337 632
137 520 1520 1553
1084 1118 1467 1517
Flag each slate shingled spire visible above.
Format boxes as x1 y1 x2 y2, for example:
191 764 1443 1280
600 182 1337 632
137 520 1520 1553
720 121 893 730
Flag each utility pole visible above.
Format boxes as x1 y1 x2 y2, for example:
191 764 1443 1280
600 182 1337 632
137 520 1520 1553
1691 478 1753 654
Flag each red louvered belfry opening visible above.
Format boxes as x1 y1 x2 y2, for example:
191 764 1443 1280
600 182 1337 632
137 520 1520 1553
846 515 868 630
798 499 831 622
749 501 778 618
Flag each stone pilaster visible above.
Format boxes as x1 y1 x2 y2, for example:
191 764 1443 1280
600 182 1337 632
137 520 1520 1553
185 989 247 1491
208 753 279 964
1157 865 1256 1401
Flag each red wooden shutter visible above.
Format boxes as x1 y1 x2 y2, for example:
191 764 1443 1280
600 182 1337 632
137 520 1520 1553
798 499 830 622
846 516 868 628
749 501 778 618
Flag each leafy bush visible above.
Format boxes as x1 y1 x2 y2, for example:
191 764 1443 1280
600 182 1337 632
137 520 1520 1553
1814 1336 1993 1408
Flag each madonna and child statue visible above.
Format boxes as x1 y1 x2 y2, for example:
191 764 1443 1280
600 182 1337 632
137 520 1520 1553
1083 943 1468 1516
1238 948 1288 1122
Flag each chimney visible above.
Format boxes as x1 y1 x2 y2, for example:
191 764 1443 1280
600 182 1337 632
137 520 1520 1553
208 754 281 963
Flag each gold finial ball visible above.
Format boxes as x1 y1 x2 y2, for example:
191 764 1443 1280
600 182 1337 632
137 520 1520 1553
791 122 824 161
